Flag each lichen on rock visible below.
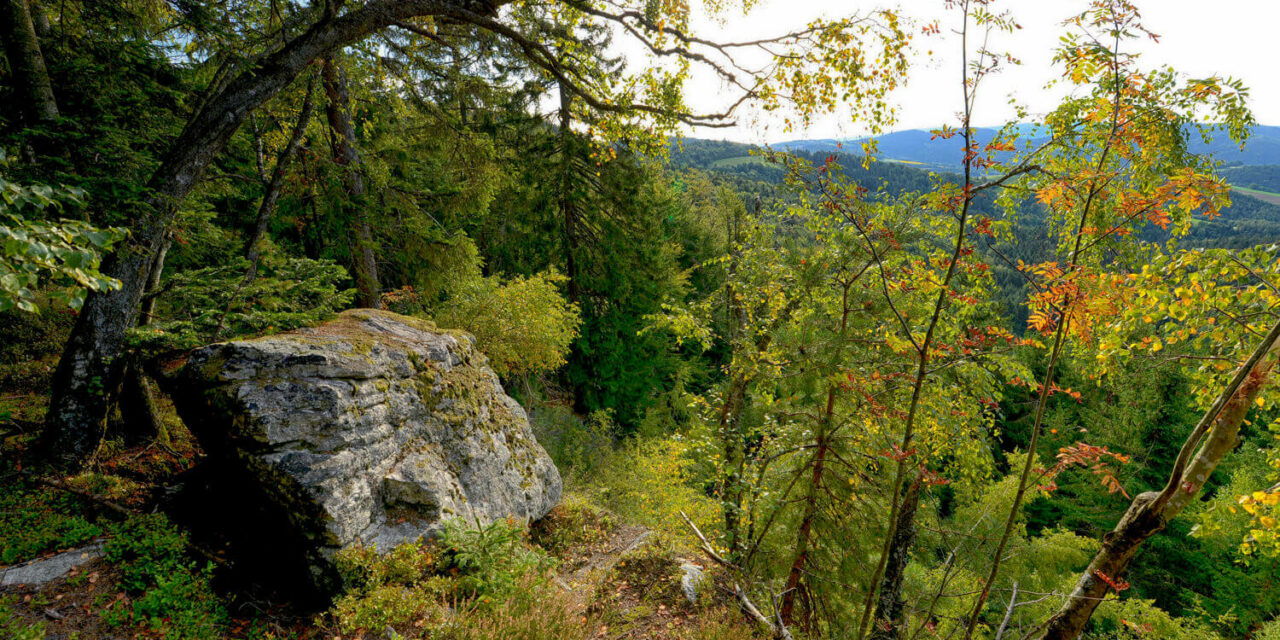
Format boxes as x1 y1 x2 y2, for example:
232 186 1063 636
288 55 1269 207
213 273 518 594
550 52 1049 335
157 309 562 593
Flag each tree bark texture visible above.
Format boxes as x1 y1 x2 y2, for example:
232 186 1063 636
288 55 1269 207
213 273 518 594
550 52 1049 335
1 0 58 123
557 80 581 304
111 237 170 446
869 478 923 640
321 56 381 309
27 0 47 36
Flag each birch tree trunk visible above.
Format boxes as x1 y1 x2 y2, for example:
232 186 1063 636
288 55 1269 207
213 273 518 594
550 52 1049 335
1038 321 1280 639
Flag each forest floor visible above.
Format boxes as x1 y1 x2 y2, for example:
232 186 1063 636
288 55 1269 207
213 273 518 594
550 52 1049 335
557 524 651 609
0 398 752 640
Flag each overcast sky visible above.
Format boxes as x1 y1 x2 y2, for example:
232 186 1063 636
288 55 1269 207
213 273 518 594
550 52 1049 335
663 0 1278 143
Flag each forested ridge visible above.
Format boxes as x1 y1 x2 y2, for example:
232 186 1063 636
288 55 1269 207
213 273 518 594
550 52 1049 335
4 1 1280 640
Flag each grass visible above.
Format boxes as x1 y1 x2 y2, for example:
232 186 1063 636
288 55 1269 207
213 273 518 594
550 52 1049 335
1232 185 1280 205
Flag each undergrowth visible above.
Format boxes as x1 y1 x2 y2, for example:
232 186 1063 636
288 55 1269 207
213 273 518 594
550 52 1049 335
578 434 722 545
0 595 47 640
329 518 568 638
100 514 227 640
0 480 102 565
327 514 752 640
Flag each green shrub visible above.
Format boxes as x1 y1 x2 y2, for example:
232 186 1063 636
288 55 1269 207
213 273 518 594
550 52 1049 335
336 539 440 592
102 514 226 640
137 256 354 350
329 520 557 637
0 482 102 564
105 514 190 591
332 541 451 636
1088 597 1225 640
435 519 555 602
1257 617 1280 640
582 435 721 543
432 270 581 378
330 584 444 635
530 405 616 478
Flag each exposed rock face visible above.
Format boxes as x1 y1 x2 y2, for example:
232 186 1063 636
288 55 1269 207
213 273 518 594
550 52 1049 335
158 309 561 592
679 561 705 605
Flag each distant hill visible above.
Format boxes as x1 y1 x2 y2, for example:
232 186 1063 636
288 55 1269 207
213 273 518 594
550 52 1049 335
669 135 1280 328
1221 164 1280 203
776 125 1280 170
669 135 1280 252
668 137 939 199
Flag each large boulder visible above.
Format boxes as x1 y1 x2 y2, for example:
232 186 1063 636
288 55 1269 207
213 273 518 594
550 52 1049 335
157 309 561 593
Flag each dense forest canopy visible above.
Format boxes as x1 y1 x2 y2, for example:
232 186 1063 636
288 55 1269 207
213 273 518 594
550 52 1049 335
3 1 1280 640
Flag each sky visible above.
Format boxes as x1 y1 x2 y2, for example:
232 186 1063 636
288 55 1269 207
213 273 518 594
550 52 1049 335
660 0 1279 144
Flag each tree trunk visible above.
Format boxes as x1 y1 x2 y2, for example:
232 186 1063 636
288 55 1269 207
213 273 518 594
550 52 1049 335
1038 320 1280 639
779 286 854 630
27 0 47 36
719 373 751 562
244 77 317 272
869 479 922 640
557 80 580 304
111 237 170 446
779 427 827 629
321 56 381 308
44 0 508 469
212 79 317 342
1 0 58 123
719 200 752 562
138 236 170 326
114 367 165 446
